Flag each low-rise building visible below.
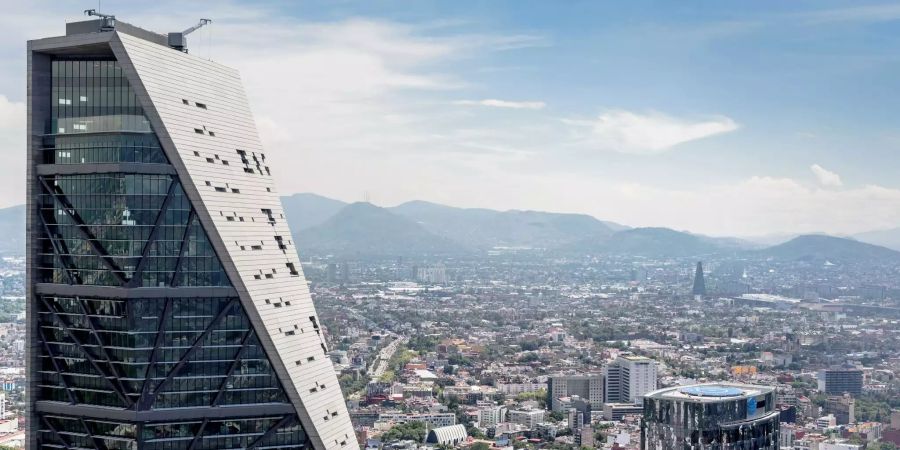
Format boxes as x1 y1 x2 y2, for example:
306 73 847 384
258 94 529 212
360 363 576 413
508 408 545 429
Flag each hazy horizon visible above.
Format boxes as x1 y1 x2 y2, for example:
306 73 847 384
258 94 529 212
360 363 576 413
4 1 900 236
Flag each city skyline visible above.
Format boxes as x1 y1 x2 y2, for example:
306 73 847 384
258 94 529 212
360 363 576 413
1 5 897 450
3 1 900 237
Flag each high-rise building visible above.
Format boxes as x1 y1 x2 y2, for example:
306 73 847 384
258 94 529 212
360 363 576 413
547 374 603 412
692 261 706 298
604 355 659 405
641 383 780 450
416 265 448 284
27 18 356 449
477 405 507 428
818 369 864 396
824 394 855 425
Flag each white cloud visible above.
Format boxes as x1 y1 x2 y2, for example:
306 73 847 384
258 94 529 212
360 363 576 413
801 4 900 25
810 164 843 187
580 110 738 154
453 99 546 110
581 176 900 236
0 2 894 239
0 1 554 209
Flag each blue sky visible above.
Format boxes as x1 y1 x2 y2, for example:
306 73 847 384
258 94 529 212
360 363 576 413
3 1 900 236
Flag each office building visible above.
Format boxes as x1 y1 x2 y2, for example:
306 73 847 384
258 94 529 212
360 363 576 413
603 402 643 421
377 412 456 428
507 408 545 429
824 394 855 425
27 17 355 449
818 369 864 396
818 415 838 430
416 265 448 284
604 355 659 404
547 374 603 411
641 383 780 450
477 405 507 428
575 427 595 448
568 408 584 430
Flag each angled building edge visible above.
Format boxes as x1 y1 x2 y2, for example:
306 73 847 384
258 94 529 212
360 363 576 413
26 22 357 450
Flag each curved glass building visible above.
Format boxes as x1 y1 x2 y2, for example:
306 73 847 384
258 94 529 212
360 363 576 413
641 383 779 450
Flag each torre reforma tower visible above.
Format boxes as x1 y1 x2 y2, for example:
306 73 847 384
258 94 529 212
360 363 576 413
27 18 357 449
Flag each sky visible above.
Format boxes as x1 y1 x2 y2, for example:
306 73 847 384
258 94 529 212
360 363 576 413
3 1 900 237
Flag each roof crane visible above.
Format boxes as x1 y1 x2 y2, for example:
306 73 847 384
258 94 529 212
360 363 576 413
167 18 212 53
84 9 116 31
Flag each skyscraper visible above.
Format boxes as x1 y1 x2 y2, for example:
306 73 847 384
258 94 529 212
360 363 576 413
603 355 658 405
27 18 357 449
818 368 864 397
692 261 707 298
546 374 604 411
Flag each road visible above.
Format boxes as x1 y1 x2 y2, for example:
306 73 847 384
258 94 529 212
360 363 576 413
369 335 407 379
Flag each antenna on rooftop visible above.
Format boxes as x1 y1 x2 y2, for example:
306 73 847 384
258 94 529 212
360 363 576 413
168 18 212 53
84 8 116 31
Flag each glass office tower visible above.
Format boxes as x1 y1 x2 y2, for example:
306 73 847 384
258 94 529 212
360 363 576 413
27 19 356 449
641 383 779 450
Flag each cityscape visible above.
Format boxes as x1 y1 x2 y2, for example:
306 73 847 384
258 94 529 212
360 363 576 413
0 2 898 450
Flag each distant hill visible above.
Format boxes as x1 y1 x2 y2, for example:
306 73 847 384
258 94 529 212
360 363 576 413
390 200 615 250
759 234 900 263
600 220 631 232
0 205 25 255
590 227 729 257
853 227 900 252
295 202 467 258
280 193 347 230
6 191 890 262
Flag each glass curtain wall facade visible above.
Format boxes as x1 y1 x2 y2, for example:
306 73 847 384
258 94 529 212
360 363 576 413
32 59 310 449
641 385 780 450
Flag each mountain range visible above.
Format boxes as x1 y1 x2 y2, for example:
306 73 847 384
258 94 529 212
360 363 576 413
280 193 900 262
1 193 898 263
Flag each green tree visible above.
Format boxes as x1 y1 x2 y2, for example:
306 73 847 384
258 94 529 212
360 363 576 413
382 421 428 443
467 425 486 439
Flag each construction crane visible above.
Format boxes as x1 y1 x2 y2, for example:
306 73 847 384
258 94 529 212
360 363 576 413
168 18 212 53
84 9 116 31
